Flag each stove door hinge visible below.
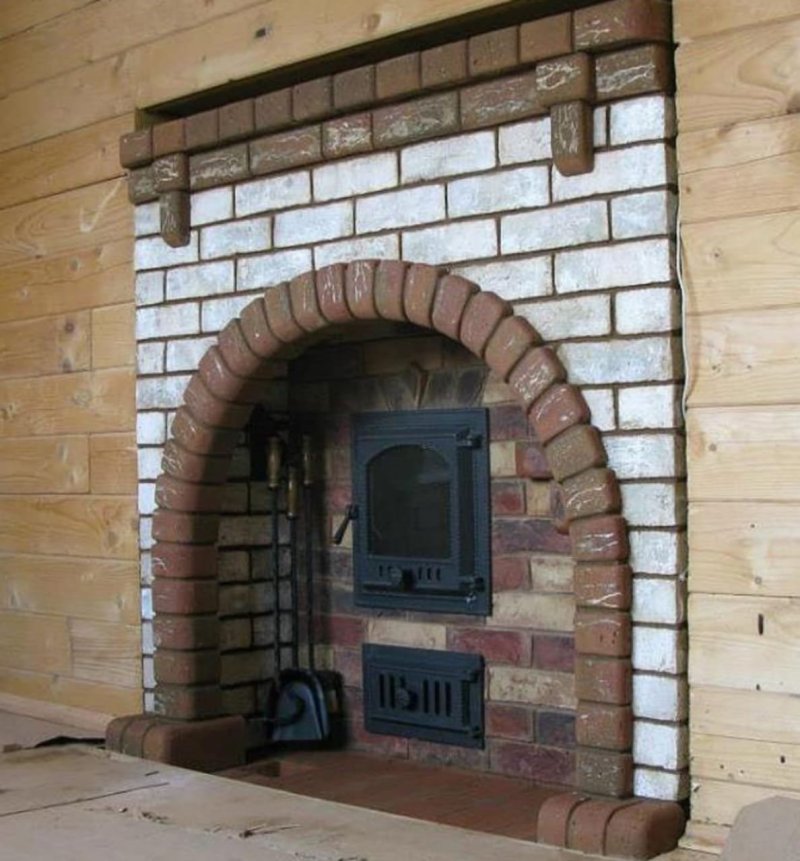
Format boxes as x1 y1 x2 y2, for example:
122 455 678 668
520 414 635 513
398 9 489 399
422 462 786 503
332 503 359 545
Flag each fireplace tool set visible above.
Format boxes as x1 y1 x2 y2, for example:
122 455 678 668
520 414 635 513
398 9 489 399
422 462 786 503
264 432 343 747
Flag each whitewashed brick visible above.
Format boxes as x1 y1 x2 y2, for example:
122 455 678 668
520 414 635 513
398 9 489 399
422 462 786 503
633 577 684 625
401 131 495 183
143 655 155 686
135 233 199 270
138 482 156 516
201 294 255 333
138 447 163 480
558 336 678 385
237 248 312 291
137 412 166 446
135 271 164 307
315 234 399 268
235 171 310 217
556 238 673 293
136 302 199 340
144 691 155 710
634 721 687 770
139 516 153 550
605 434 681 479
633 626 686 674
583 388 615 431
552 143 673 201
201 217 271 260
611 95 676 145
448 166 549 217
616 287 680 335
137 342 164 375
191 187 233 226
633 672 687 721
166 260 234 301
274 201 353 247
314 152 398 201
630 531 687 576
166 335 216 372
499 118 551 164
356 185 445 233
135 203 160 237
634 766 689 802
593 106 608 147
502 201 608 254
137 375 191 409
455 257 552 301
517 293 610 341
140 552 152 586
619 384 681 429
612 190 676 239
402 219 497 265
141 621 154 655
621 483 684 527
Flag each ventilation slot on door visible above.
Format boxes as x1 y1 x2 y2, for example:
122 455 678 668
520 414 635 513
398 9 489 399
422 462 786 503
362 644 484 748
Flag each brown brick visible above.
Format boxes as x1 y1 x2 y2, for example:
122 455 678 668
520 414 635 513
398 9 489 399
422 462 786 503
575 608 631 657
184 374 253 430
162 439 229 484
239 296 283 360
185 109 219 151
154 613 219 651
448 628 530 665
374 260 408 322
491 479 525 515
459 292 511 358
105 715 137 752
127 166 157 204
153 577 218 615
568 798 633 853
170 407 240 457
373 92 459 147
576 747 632 797
574 563 632 610
493 555 530 591
293 77 332 122
254 88 292 132
562 467 621 521
119 128 152 168
509 347 565 409
596 44 673 100
484 316 540 380
154 649 220 685
489 404 528 441
152 509 219 545
537 793 586 848
468 26 519 76
576 702 633 750
421 41 468 88
515 440 550 479
529 384 590 444
218 320 266 380
263 281 304 343
520 13 573 63
344 259 376 319
487 703 533 740
219 99 255 142
322 113 372 158
287 271 323 333
603 800 686 858
574 0 672 51
153 119 186 157
159 190 190 248
333 66 375 110
403 263 441 328
155 474 217 514
120 715 157 758
431 274 477 340
250 126 322 175
492 517 570 556
575 656 631 704
491 739 574 785
545 424 606 481
153 684 222 721
570 514 628 562
533 633 575 672
536 53 594 107
551 482 569 534
189 144 249 190
537 710 576 748
317 263 353 324
551 100 594 176
152 542 218 580
376 53 420 100
461 72 544 129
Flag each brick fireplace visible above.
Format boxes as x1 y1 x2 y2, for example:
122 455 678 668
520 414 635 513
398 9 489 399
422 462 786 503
108 0 687 855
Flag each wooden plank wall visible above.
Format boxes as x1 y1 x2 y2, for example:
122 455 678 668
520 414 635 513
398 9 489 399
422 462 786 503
675 0 800 848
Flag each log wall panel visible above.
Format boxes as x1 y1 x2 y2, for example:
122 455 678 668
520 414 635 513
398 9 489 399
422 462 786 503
0 436 89 494
89 433 137 495
91 304 135 370
0 611 71 675
0 311 91 379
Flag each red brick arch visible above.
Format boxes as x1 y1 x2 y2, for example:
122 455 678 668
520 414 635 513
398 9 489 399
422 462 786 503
145 259 635 797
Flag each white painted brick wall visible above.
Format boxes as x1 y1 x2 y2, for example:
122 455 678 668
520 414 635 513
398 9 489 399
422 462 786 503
135 203 160 237
166 260 234 301
633 626 687 674
274 201 353 247
629 530 687 576
633 721 687 770
201 217 271 260
633 673 688 721
517 293 610 340
555 238 673 293
136 375 192 410
502 200 608 254
137 342 164 375
634 767 689 802
138 482 157 516
135 271 164 306
401 131 495 183
611 95 676 145
191 187 233 225
616 286 680 334
583 388 616 431
235 171 310 217
314 152 398 201
499 117 551 164
135 233 199 270
448 166 549 217
402 219 497 265
619 384 681 429
559 337 678 385
201 294 257 333
612 190 676 239
137 448 163 481
633 577 684 624
315 234 399 268
137 412 166 445
137 302 199 340
237 248 313 291
621 483 684 527
605 434 681 479
166 335 217 372
455 257 552 301
356 185 445 233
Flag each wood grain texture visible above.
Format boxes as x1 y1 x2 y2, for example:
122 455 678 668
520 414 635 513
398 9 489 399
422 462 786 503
692 776 800 827
0 611 71 674
0 0 95 40
0 311 91 379
69 618 141 687
691 686 800 745
89 433 137 494
91 303 134 370
0 495 137 559
0 368 134 438
692 732 800 792
0 436 89 494
0 553 139 623
676 16 800 132
675 1 800 42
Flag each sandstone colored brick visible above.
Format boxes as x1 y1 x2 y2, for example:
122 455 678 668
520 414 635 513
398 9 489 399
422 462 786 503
551 100 594 176
401 130 495 183
189 144 249 191
254 89 292 132
530 556 574 594
421 41 468 87
536 53 594 107
373 92 459 147
520 13 573 63
367 619 446 650
490 591 574 633
250 127 322 176
333 66 375 110
545 424 606 481
499 117 552 164
596 44 673 101
574 0 672 51
502 200 608 254
323 113 372 158
461 72 544 129
448 165 549 217
313 152 397 202
468 27 518 76
235 171 311 217
489 666 576 709
376 53 420 100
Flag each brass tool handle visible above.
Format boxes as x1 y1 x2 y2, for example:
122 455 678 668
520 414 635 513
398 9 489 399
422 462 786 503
287 466 300 520
267 436 282 490
301 434 313 487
